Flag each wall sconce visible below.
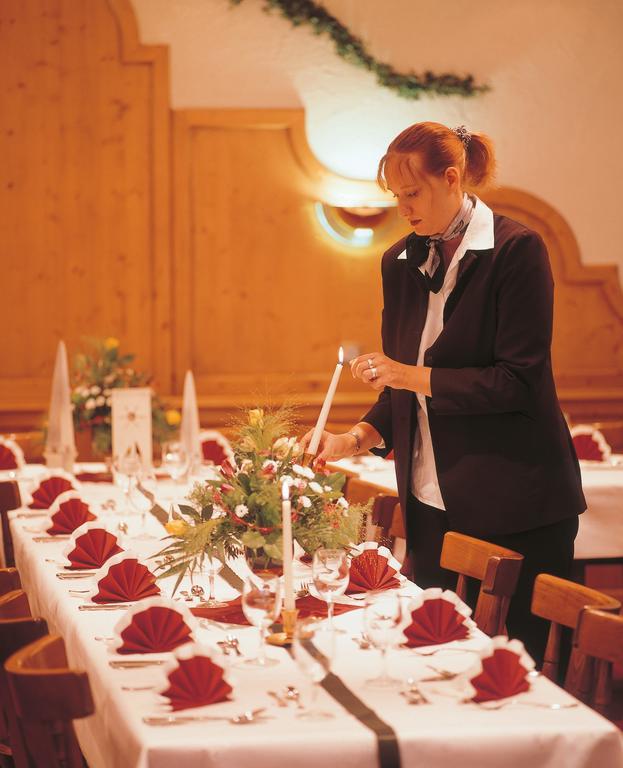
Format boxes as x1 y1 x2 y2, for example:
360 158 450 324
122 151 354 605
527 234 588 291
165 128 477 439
314 201 397 249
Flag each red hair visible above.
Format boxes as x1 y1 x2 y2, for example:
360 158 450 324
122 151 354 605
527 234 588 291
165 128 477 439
377 121 496 193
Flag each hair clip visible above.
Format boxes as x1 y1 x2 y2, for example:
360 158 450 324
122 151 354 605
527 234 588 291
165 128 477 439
454 125 471 147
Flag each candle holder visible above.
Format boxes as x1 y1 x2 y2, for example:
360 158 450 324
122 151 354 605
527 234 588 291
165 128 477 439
281 608 299 640
300 452 316 468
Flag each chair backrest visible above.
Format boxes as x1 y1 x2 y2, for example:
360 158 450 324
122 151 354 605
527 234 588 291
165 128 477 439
573 608 623 719
440 531 524 636
0 608 48 767
0 568 21 596
0 590 31 621
198 429 234 466
531 573 621 686
5 634 94 768
0 480 21 568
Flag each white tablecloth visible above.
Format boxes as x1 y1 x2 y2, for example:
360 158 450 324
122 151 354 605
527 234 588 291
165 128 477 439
8 473 623 768
332 456 623 561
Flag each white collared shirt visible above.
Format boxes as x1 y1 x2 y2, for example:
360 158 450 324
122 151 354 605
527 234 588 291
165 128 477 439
404 196 495 509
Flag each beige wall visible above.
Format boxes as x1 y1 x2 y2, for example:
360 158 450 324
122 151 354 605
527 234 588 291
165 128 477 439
131 0 623 284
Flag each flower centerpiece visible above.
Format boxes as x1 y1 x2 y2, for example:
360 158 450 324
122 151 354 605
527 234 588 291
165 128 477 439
71 337 180 456
156 407 366 590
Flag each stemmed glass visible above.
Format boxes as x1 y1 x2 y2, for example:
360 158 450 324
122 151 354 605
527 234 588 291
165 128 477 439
127 468 157 540
112 449 142 515
161 442 190 482
241 576 281 668
196 555 227 608
292 618 335 720
363 591 404 688
312 548 349 633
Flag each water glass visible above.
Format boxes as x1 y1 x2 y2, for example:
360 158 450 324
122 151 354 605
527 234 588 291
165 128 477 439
127 469 157 539
363 591 404 688
292 618 335 719
241 576 281 667
312 548 349 633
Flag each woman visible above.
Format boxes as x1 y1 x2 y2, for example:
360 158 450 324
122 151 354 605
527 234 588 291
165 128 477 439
301 122 585 663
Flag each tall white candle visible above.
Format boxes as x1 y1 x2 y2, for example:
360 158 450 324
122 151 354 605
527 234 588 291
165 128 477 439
308 347 344 456
281 480 295 611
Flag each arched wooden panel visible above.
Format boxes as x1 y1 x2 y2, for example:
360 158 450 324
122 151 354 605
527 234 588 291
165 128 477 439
0 0 171 418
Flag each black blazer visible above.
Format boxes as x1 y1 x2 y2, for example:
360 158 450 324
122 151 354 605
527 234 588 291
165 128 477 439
362 213 586 537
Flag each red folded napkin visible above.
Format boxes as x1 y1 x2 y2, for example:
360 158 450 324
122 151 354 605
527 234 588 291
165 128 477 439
403 589 475 648
0 444 18 470
46 497 96 535
469 639 534 702
347 542 401 593
29 476 75 509
64 525 123 570
201 439 229 465
572 433 607 462
114 602 194 654
91 555 161 603
75 471 114 483
160 649 232 711
191 594 359 626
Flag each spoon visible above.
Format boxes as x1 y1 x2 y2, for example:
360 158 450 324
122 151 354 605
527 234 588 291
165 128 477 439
122 685 156 691
143 707 269 726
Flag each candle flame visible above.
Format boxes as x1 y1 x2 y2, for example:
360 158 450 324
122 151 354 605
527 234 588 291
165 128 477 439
282 480 290 500
338 346 344 364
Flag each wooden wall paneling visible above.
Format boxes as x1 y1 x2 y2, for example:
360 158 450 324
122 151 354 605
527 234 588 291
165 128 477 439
171 109 407 427
0 0 171 422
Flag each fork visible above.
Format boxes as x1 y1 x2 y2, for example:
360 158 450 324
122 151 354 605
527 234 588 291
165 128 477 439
477 699 579 711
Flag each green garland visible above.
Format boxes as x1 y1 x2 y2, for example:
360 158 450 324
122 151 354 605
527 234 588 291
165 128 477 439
230 0 489 99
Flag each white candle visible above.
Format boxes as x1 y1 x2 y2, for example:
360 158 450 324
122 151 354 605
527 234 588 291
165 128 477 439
308 347 344 456
281 480 295 611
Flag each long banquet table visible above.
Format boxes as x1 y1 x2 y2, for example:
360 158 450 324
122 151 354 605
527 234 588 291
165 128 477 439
7 467 623 768
331 455 623 563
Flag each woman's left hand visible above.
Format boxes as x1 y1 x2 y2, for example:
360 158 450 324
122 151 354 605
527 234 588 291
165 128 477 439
350 352 412 391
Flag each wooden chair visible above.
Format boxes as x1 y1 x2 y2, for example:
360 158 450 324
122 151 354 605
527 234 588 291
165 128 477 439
573 608 623 724
0 480 22 568
0 590 30 621
344 477 393 543
531 574 621 688
0 588 48 767
440 531 524 636
0 567 20 596
5 634 94 768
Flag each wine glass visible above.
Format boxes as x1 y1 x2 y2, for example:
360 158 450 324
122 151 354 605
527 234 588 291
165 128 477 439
241 576 281 667
196 554 227 608
292 618 335 720
161 442 190 482
312 548 349 633
363 591 404 688
127 468 157 539
112 448 142 514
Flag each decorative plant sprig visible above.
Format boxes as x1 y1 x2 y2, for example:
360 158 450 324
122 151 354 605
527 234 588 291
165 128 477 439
154 405 367 590
229 0 489 99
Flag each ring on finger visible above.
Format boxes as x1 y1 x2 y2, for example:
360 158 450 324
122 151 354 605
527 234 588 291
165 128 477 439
367 358 374 369
370 366 378 381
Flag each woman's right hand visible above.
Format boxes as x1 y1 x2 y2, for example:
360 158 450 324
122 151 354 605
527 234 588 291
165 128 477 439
299 429 356 463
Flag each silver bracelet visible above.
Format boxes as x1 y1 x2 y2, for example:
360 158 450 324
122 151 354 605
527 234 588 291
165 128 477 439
347 431 361 454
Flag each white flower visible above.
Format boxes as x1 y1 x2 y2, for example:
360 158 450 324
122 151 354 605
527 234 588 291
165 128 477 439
337 497 349 509
95 395 106 407
80 386 90 397
309 481 323 494
85 398 96 410
324 485 332 492
298 495 311 509
272 436 291 459
294 478 307 492
293 464 314 480
104 374 115 385
235 504 249 518
90 385 100 395
240 459 253 473
212 506 226 519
